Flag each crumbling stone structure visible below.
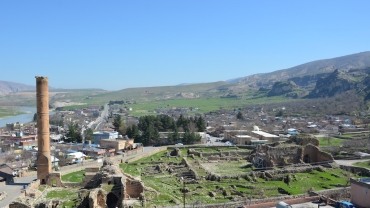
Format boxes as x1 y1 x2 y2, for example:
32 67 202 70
250 134 334 167
46 172 63 187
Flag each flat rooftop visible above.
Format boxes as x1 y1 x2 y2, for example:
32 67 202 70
252 131 279 138
235 135 251 138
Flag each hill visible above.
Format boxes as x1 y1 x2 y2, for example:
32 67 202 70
94 81 229 101
0 80 35 96
228 51 370 89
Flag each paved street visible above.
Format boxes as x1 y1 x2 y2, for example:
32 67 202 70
335 159 369 166
0 146 160 208
0 175 37 208
204 135 228 146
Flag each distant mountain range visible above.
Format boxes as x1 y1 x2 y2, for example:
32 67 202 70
227 51 370 89
1 51 370 100
0 80 35 96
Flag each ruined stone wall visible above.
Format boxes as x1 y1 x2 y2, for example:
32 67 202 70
303 144 334 164
189 149 250 158
340 165 370 177
125 179 144 199
46 172 63 187
124 146 144 157
85 167 100 172
266 145 302 166
288 134 319 146
125 146 167 163
83 173 103 189
28 179 40 189
9 202 31 208
63 182 83 188
88 189 106 208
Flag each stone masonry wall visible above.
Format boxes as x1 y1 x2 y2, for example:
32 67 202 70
266 145 302 166
125 179 144 199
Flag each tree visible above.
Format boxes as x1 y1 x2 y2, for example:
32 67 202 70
65 122 82 143
196 116 206 132
33 113 37 122
126 124 140 140
275 110 284 117
237 111 243 120
182 131 202 144
113 114 125 135
85 128 94 143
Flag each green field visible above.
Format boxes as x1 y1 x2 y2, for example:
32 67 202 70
0 106 24 118
61 170 85 182
128 96 289 116
318 137 345 146
45 188 80 207
353 160 370 169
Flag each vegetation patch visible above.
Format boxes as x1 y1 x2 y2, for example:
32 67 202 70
61 170 85 182
318 137 344 146
353 160 370 169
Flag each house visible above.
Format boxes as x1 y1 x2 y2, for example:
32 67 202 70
93 131 119 144
350 178 370 207
251 130 280 143
234 135 252 145
80 148 110 159
99 137 134 152
65 152 86 164
0 161 28 178
224 130 249 141
0 166 14 184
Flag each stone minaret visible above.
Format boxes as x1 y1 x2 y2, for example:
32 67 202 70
36 76 51 184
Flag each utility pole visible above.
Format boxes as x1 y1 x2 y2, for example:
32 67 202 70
181 177 185 208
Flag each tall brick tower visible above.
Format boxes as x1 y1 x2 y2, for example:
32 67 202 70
36 76 51 184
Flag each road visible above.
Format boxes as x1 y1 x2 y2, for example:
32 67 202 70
0 175 37 208
204 135 228 146
335 159 369 166
0 146 160 208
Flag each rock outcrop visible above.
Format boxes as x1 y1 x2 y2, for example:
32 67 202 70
268 81 299 97
309 69 361 98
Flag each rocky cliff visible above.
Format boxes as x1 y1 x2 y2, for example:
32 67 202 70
267 81 299 97
308 69 364 98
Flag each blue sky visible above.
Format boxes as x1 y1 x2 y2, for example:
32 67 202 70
1 1 370 90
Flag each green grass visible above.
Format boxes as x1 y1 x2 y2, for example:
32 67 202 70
45 188 80 207
38 185 47 192
45 189 79 199
0 106 25 118
61 170 85 182
318 137 345 146
128 97 290 117
340 133 362 138
353 160 370 169
205 161 253 175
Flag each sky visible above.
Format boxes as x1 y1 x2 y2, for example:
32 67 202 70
1 1 370 91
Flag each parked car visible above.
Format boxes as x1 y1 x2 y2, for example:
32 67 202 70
175 143 183 146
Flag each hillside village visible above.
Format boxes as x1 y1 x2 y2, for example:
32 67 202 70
0 92 370 207
1 54 370 207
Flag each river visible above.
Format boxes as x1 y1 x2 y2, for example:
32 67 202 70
0 107 55 128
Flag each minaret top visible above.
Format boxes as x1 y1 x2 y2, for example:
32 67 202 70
35 76 48 80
